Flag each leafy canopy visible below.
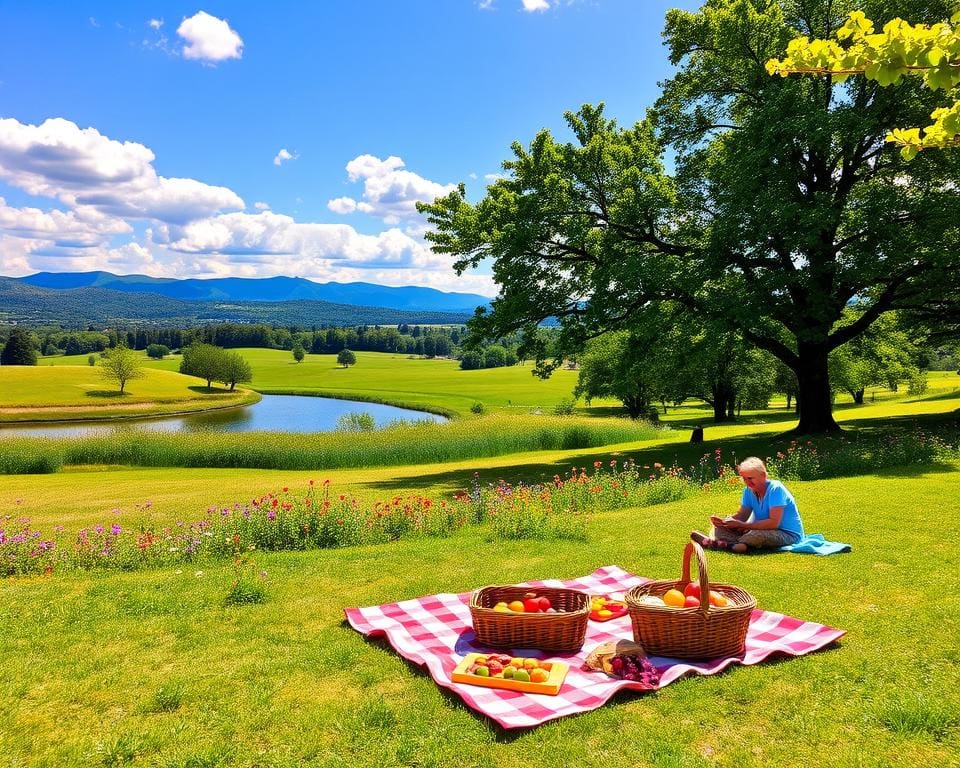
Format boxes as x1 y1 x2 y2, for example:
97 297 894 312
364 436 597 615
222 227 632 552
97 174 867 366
767 10 960 158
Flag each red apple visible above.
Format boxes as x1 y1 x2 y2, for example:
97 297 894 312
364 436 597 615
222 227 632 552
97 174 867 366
523 598 541 613
683 582 702 599
537 596 552 612
684 595 701 608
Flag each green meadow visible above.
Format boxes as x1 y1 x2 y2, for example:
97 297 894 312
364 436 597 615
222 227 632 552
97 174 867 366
0 365 258 422
1 354 959 766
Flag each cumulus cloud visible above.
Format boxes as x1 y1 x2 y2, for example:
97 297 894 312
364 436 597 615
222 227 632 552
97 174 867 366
327 154 456 226
177 11 243 63
253 201 270 210
522 0 550 10
0 117 244 225
273 148 296 166
149 18 163 30
0 197 131 247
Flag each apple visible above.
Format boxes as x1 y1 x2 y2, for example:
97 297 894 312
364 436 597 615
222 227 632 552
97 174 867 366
512 669 530 683
473 665 490 677
537 596 552 612
683 582 702 600
684 595 701 608
523 598 541 613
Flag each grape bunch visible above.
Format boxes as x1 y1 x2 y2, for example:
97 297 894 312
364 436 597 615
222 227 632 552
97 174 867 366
609 654 660 687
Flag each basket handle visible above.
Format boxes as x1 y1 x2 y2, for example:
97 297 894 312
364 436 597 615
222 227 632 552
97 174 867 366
680 541 711 615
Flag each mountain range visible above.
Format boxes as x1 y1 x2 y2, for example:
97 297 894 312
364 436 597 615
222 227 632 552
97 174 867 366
0 276 478 328
16 271 491 314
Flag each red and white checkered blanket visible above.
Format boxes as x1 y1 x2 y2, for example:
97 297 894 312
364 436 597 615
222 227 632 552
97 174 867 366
344 565 845 729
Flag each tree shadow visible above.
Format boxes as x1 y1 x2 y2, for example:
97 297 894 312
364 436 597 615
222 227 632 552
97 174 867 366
85 390 127 398
186 385 231 394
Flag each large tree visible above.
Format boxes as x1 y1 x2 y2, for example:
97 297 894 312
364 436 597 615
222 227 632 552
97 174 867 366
420 0 960 433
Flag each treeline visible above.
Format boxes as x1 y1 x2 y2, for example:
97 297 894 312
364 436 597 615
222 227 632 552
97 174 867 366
0 322 527 371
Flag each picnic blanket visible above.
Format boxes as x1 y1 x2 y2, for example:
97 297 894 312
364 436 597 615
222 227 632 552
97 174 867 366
779 534 852 555
344 565 846 729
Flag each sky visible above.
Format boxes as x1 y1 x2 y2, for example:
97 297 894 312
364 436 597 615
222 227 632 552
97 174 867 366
0 0 700 296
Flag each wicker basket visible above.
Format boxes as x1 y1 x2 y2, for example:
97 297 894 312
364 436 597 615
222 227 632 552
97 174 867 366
469 585 590 652
624 541 756 659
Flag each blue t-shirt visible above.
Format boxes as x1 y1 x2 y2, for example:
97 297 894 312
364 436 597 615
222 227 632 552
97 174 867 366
740 479 804 538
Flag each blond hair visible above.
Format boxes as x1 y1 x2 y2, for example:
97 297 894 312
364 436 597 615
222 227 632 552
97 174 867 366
737 456 767 476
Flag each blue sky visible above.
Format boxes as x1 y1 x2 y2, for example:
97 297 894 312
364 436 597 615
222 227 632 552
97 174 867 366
0 1 699 295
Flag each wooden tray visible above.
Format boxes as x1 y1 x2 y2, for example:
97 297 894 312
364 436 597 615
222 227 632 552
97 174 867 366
451 653 569 695
589 596 628 622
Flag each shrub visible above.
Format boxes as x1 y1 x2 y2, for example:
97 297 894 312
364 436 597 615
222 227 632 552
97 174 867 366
553 397 576 416
88 354 97 366
336 412 376 432
470 402 486 415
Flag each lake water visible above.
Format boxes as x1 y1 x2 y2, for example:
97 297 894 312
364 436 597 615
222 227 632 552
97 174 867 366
0 394 446 438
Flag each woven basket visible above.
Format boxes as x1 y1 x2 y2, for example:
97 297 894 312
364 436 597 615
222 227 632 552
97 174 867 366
469 585 590 652
624 541 756 659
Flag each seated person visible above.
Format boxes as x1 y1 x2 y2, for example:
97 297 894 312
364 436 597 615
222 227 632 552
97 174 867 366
691 456 804 553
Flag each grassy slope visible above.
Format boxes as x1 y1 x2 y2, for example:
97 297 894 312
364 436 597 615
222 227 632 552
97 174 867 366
0 365 258 422
2 467 958 767
47 348 592 416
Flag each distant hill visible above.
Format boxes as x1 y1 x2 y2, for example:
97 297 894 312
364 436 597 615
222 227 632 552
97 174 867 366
16 271 490 314
0 278 473 328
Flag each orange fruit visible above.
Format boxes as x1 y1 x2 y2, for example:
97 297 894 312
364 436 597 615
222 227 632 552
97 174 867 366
523 658 539 670
530 668 550 683
663 589 686 607
510 657 525 668
538 661 553 672
708 590 728 608
598 609 613 618
507 600 525 612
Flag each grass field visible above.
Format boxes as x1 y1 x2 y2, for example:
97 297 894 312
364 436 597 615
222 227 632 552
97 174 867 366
0 365 258 422
2 355 959 766
44 348 589 417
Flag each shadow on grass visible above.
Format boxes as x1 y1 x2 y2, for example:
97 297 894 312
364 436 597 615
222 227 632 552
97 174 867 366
84 390 128 398
186 385 232 394
361 412 960 493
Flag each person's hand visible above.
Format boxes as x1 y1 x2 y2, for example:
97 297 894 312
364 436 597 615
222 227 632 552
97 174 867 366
709 515 724 527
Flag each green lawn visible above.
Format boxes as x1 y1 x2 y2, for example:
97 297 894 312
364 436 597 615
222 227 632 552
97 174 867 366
2 465 958 767
0 365 258 422
3 357 958 766
46 348 590 417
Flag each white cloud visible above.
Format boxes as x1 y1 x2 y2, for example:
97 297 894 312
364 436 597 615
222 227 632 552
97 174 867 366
484 172 507 181
0 117 244 225
177 11 243 63
522 0 550 10
0 117 494 295
273 148 297 166
148 18 163 30
329 154 456 225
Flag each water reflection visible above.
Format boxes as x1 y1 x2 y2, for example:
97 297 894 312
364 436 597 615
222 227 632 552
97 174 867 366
0 394 446 438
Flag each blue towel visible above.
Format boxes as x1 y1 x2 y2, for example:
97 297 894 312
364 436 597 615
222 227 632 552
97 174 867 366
779 534 851 555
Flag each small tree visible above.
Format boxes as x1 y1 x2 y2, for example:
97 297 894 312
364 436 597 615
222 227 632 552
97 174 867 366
180 343 226 389
292 343 305 363
146 343 170 360
220 351 252 391
1 328 38 366
100 344 144 394
337 349 357 368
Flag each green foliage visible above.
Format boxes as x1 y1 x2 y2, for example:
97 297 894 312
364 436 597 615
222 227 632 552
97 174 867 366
99 343 145 394
767 10 960 157
219 350 252 391
87 354 96 366
337 348 356 367
553 397 576 416
292 343 305 363
0 327 37 366
223 553 268 606
145 343 169 359
179 342 226 388
469 401 486 415
335 412 376 432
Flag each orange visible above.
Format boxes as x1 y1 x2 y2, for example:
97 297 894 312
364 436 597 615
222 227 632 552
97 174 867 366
510 657 525 668
663 589 686 607
530 668 550 683
523 658 539 670
538 661 553 672
708 590 728 608
507 600 525 612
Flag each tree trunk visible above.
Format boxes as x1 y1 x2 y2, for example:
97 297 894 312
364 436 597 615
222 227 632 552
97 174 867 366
851 388 864 405
793 342 841 433
785 393 792 410
623 396 645 419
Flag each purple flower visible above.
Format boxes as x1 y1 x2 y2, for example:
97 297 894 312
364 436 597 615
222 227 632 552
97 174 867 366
110 523 121 536
94 525 104 535
267 510 277 521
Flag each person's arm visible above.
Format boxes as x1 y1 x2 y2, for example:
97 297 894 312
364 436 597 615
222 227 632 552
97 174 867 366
735 505 784 531
711 505 751 528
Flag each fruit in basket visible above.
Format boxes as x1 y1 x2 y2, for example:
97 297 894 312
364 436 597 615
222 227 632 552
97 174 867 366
683 582 702 599
663 589 686 607
507 600 525 612
708 590 729 607
684 595 701 608
523 597 541 613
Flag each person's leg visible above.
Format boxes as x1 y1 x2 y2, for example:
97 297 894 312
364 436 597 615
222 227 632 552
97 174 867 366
738 529 797 551
711 525 740 549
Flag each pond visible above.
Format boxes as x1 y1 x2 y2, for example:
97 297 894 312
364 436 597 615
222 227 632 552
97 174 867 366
0 394 446 438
